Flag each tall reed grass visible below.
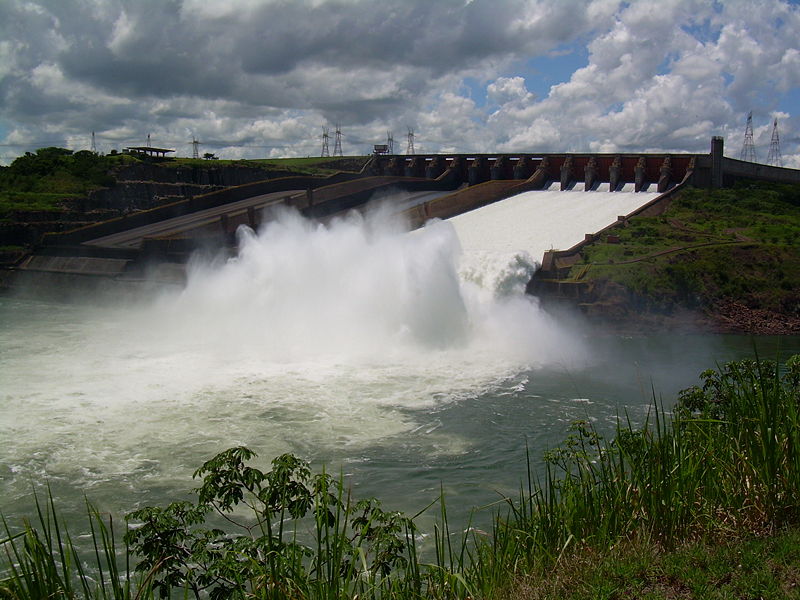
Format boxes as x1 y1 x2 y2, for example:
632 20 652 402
2 355 798 599
466 354 800 594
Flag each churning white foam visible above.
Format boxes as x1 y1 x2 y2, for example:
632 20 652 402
163 204 580 364
1 201 594 508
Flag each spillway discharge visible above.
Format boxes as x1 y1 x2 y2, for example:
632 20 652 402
5 190 645 521
173 204 576 364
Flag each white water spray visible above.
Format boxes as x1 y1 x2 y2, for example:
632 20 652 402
0 189 655 517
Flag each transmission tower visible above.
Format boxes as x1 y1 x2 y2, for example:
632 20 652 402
192 137 200 159
321 127 330 157
739 111 757 162
147 133 151 148
333 124 343 157
406 128 415 155
766 118 782 167
91 131 97 153
387 131 394 154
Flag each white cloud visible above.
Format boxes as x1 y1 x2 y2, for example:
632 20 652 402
0 0 797 164
487 76 532 106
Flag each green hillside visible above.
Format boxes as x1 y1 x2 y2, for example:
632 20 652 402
555 181 800 331
0 147 119 218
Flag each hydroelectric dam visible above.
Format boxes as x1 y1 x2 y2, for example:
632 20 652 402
6 136 800 296
2 138 800 544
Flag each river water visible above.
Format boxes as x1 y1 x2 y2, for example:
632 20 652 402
2 189 799 535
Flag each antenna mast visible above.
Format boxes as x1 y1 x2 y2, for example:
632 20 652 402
147 133 151 148
766 118 782 167
739 111 757 162
406 128 415 155
333 124 343 157
91 131 97 153
387 131 394 154
320 127 330 157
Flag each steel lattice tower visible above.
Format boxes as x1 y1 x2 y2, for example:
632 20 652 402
320 127 330 157
147 133 151 148
406 128 415 155
767 118 782 167
387 131 394 154
333 124 343 157
740 112 757 162
91 131 97 153
192 138 200 160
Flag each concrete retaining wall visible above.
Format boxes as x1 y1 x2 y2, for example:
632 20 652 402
720 157 800 186
41 173 359 246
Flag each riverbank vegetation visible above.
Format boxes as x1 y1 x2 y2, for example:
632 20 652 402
563 181 800 332
3 354 800 598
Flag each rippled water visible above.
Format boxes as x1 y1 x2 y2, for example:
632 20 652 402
2 191 798 534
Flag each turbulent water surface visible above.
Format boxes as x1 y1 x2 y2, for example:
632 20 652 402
2 189 799 533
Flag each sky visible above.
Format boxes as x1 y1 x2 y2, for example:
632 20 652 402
1 0 799 167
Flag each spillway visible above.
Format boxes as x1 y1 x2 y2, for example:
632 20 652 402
451 186 658 268
448 186 658 293
1 186 787 540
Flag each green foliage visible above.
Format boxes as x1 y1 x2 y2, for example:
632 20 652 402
495 527 800 600
3 356 800 599
167 156 369 176
480 354 800 596
0 147 117 217
1 490 141 599
571 182 800 312
125 448 421 599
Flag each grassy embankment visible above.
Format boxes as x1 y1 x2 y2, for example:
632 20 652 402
0 148 367 255
557 182 800 325
0 150 366 218
167 155 369 176
0 148 120 249
3 355 800 598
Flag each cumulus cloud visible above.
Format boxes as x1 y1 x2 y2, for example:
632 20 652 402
0 0 797 163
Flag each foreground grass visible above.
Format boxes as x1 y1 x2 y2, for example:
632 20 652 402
2 354 800 599
501 528 800 600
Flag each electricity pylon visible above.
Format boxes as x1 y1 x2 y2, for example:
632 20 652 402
766 118 782 167
321 127 330 157
333 124 343 157
739 111 757 162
